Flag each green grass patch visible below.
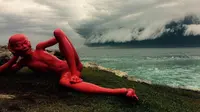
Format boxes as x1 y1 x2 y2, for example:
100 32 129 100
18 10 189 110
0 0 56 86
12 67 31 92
0 67 199 112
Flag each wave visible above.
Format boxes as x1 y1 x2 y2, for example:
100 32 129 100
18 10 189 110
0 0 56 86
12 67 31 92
82 15 200 47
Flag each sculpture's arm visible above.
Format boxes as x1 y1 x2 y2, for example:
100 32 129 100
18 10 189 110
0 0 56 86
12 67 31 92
10 58 25 73
0 56 19 73
36 37 57 50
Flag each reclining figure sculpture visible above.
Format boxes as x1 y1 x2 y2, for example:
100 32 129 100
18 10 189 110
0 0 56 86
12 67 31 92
0 28 138 101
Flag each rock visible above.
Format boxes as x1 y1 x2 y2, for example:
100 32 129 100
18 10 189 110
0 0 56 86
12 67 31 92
0 45 12 65
83 62 128 78
127 76 152 84
0 45 8 51
0 94 16 99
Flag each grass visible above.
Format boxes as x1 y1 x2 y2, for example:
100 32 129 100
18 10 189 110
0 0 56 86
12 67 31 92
0 67 199 112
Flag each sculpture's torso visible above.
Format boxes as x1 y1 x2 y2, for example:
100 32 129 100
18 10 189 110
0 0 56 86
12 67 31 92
23 50 69 74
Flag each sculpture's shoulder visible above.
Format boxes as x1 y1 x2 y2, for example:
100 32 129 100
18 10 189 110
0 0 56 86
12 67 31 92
32 50 44 57
35 42 45 50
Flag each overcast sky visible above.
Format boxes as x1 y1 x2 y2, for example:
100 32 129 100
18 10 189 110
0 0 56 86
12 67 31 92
0 0 200 48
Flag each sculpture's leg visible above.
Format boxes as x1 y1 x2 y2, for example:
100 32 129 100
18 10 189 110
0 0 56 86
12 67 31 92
59 72 129 95
54 29 82 77
54 28 138 100
66 37 83 72
61 34 83 72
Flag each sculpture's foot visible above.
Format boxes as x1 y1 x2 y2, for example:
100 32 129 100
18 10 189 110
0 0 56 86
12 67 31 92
126 88 139 101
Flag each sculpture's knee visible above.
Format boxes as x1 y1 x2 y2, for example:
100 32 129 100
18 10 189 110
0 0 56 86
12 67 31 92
53 28 64 39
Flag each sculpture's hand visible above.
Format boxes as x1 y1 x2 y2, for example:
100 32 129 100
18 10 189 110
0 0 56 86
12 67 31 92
126 89 139 101
70 75 83 84
0 56 19 73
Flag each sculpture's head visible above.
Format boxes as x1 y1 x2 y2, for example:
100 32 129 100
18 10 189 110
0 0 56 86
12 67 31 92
8 34 32 57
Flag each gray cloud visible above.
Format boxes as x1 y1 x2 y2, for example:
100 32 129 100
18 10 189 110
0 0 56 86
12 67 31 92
0 0 199 47
0 0 85 49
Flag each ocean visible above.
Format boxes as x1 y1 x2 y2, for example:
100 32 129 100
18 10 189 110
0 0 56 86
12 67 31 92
77 47 200 90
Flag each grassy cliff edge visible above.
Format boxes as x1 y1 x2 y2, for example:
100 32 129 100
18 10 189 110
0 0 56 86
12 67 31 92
0 66 199 112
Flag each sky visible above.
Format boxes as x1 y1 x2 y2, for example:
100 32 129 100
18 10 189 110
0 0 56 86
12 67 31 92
0 0 200 48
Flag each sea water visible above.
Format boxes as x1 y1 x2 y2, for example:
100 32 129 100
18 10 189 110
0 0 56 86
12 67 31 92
77 47 200 90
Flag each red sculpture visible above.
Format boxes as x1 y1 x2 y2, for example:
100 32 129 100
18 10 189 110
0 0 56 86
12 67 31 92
0 28 138 101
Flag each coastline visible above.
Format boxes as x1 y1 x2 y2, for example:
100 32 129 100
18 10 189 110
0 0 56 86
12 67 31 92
83 62 152 84
83 62 200 92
